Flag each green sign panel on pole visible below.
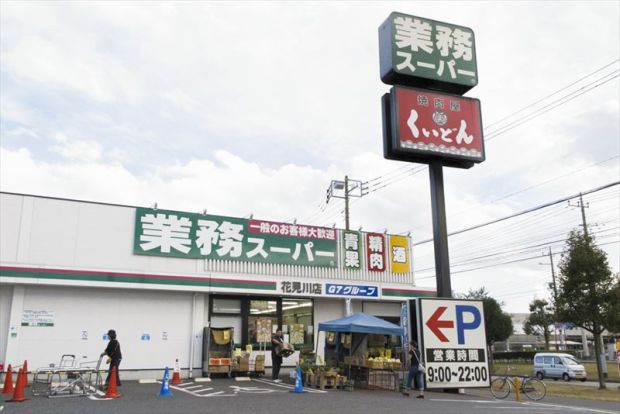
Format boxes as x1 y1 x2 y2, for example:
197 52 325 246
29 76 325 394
379 12 478 94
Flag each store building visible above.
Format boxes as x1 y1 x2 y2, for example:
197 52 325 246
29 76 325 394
0 192 434 379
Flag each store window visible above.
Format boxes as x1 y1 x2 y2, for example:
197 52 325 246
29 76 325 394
282 298 313 350
209 296 314 351
211 298 242 345
213 298 241 314
248 300 278 348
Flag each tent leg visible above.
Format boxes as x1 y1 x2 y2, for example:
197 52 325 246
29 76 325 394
349 338 352 386
315 331 320 364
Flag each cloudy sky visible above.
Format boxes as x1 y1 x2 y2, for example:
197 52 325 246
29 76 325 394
1 1 618 315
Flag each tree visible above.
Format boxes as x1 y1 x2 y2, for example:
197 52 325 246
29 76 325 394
458 288 514 346
556 229 618 390
523 299 554 350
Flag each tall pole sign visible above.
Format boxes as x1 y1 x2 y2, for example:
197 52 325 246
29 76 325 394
379 12 485 297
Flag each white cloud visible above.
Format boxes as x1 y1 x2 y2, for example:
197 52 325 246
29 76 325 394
1 1 618 314
49 133 103 163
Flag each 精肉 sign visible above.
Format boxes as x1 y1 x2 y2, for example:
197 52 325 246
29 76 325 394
134 208 337 267
379 12 478 94
383 85 484 168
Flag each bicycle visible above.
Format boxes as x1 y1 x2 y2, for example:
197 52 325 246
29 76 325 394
490 368 546 401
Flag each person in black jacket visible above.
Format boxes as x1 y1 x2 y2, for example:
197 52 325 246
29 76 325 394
271 329 284 382
404 341 424 398
101 329 122 387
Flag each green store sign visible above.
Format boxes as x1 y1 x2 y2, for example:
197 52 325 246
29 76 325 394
379 11 478 94
133 208 338 268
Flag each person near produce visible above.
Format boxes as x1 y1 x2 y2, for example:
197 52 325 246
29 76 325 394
405 341 424 398
271 329 284 382
101 329 122 387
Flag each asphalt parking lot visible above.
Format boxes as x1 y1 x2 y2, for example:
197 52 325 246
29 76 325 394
2 376 619 414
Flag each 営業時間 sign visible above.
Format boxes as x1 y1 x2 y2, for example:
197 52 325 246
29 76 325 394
417 298 489 389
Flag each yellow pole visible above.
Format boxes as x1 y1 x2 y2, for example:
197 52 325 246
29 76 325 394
514 377 521 401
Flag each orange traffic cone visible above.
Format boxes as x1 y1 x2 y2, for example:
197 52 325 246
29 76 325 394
22 360 29 387
2 364 14 394
170 359 182 385
104 366 121 398
7 367 27 403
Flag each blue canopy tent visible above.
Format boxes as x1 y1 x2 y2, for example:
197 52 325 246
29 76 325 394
317 312 404 385
318 312 404 336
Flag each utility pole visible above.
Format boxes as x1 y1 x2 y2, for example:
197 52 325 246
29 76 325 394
577 193 589 238
344 175 350 230
571 194 592 357
544 247 560 351
570 194 605 365
325 176 368 230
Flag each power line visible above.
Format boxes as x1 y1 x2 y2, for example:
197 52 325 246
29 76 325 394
484 59 620 129
302 61 620 225
415 226 620 273
416 189 618 258
416 239 619 280
366 75 619 209
485 71 619 141
461 155 619 208
415 181 620 245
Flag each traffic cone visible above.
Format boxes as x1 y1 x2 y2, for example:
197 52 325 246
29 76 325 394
170 358 182 385
22 360 29 387
158 367 172 397
291 367 305 394
2 364 13 394
7 368 27 403
103 366 121 399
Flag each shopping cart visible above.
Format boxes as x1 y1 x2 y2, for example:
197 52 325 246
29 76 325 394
32 354 106 398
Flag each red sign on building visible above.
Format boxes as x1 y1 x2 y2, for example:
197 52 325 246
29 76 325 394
383 85 484 168
366 233 386 272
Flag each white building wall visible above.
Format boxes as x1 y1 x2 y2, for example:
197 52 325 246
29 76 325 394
0 192 432 376
0 285 14 367
1 285 205 374
0 195 21 262
362 301 401 317
313 298 346 362
1 193 203 276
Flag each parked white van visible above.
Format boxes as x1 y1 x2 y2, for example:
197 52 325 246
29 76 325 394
533 353 587 381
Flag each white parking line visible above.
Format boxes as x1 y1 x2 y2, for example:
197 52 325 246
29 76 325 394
522 402 620 414
252 378 328 393
193 388 215 393
178 385 204 390
431 399 502 403
432 398 618 414
478 407 564 411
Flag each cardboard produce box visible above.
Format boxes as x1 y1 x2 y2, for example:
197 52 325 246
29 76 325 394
239 355 250 371
253 354 265 371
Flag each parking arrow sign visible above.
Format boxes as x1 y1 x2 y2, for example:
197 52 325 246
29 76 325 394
425 306 454 342
416 298 489 389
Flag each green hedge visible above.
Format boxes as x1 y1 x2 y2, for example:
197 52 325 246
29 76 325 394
493 350 578 362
